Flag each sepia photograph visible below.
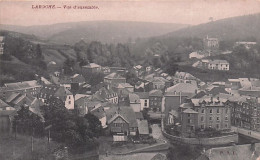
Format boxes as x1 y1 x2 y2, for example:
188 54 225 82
0 0 260 159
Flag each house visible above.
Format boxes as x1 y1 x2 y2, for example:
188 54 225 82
174 71 200 86
180 108 199 137
106 106 138 141
187 96 231 133
133 65 143 76
149 90 163 112
104 72 126 85
0 36 4 55
39 85 74 110
113 83 134 93
82 63 102 75
189 51 206 59
196 143 260 160
0 80 42 99
226 96 260 132
203 36 219 50
137 120 149 136
151 77 171 90
5 92 42 110
128 93 141 112
60 76 72 90
60 74 86 91
208 60 229 70
91 105 107 128
135 92 149 110
235 41 257 49
94 87 118 104
167 109 178 125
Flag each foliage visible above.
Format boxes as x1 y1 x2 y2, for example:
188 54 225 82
40 98 100 153
85 72 105 86
74 41 135 68
2 33 47 70
167 145 203 160
63 58 75 75
84 113 103 138
13 106 45 137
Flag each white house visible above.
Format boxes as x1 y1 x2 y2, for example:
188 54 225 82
135 92 149 111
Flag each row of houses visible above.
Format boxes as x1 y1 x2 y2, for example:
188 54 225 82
192 59 230 71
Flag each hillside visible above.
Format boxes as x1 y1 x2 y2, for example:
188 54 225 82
0 21 188 45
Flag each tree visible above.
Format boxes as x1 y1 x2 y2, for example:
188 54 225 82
84 113 103 138
40 98 100 152
13 105 44 137
63 58 75 75
36 44 43 59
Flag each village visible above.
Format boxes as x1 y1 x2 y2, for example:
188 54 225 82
1 32 260 160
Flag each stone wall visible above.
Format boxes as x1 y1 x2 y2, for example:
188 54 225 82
161 120 238 146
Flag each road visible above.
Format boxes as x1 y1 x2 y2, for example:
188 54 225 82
231 126 260 140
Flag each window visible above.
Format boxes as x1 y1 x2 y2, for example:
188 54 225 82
144 100 147 106
217 109 220 113
225 116 228 121
201 109 204 113
188 119 191 123
201 125 204 129
68 101 71 104
226 109 228 114
217 117 220 121
216 124 219 129
69 96 70 99
225 124 228 128
210 109 213 114
201 116 204 122
188 114 191 117
209 117 212 121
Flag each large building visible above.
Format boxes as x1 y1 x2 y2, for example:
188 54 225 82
179 96 231 137
227 96 260 132
0 80 42 99
82 63 102 76
203 36 219 50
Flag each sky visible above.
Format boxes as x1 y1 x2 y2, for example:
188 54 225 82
0 0 260 26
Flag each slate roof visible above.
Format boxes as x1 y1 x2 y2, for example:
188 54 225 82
135 92 149 99
106 106 138 128
152 77 169 83
105 72 125 79
129 93 141 103
39 85 72 101
183 108 198 114
137 120 149 135
82 63 101 68
135 112 144 120
166 83 198 93
91 106 106 119
149 90 163 97
0 99 10 109
207 87 229 96
208 60 229 64
4 80 41 91
151 153 167 160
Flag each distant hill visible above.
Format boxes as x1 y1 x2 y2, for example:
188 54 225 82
0 21 188 44
163 13 260 41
